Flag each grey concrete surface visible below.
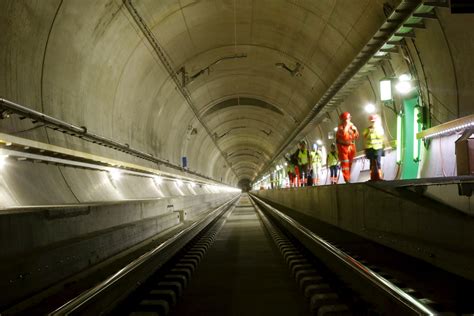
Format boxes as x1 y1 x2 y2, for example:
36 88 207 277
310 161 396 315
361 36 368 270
0 0 400 185
0 192 238 309
252 183 474 281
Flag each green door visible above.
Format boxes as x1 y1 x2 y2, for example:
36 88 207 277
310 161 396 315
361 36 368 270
401 96 420 179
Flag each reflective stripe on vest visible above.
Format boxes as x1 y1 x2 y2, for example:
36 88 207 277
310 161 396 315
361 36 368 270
364 127 384 150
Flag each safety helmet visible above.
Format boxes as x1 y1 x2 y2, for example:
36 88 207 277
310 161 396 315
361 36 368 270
299 140 307 146
369 114 379 122
340 112 351 120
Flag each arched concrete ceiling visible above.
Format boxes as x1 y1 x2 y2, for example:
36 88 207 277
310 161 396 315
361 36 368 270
0 0 397 185
134 0 394 182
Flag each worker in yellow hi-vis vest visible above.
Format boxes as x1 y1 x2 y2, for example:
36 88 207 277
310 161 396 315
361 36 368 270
327 143 339 184
310 144 322 185
296 140 311 186
363 114 385 181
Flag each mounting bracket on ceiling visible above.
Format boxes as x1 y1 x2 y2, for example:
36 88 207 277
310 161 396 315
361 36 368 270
275 62 304 77
187 125 198 136
177 54 247 86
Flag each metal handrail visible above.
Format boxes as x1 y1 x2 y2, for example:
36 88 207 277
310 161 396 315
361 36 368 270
49 195 239 315
250 194 437 316
0 98 224 184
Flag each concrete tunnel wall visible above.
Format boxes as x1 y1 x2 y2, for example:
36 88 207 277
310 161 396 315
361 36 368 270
0 0 237 187
0 190 238 308
1 1 473 195
1 0 396 190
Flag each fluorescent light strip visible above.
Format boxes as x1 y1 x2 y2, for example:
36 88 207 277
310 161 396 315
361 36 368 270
413 107 419 161
0 148 239 191
417 115 474 140
423 121 474 140
396 114 402 163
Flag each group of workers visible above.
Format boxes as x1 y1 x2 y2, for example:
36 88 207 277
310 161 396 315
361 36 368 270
285 112 385 187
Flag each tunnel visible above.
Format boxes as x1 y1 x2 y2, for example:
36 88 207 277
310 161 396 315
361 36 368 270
1 0 474 315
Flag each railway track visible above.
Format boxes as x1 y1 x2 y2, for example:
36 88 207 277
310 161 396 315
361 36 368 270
42 192 463 315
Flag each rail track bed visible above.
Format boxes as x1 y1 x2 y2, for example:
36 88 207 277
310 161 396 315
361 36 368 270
255 196 474 315
15 193 471 315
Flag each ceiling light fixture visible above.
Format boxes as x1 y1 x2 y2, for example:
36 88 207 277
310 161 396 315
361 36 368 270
154 176 162 185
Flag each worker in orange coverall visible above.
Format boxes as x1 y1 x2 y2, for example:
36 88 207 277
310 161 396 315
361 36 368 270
336 112 359 183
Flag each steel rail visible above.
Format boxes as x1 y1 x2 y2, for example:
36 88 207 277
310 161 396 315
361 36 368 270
250 194 438 316
255 0 424 181
0 98 222 184
48 195 239 315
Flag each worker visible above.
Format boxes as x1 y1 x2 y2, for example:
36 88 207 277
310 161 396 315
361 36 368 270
336 112 359 183
327 143 339 184
285 154 296 187
363 114 385 181
310 144 322 185
291 151 301 187
296 140 311 186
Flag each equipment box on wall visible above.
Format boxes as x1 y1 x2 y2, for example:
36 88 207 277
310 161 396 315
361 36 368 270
455 130 474 176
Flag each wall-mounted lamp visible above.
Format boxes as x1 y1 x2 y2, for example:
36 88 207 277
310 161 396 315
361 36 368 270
365 103 376 113
380 74 415 101
380 79 393 102
395 74 413 94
